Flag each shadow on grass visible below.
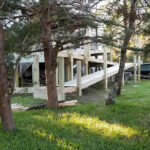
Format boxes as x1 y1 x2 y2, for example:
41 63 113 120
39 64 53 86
60 103 149 127
0 107 149 150
2 81 150 150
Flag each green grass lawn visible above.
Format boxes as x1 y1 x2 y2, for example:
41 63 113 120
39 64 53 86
1 80 150 150
12 94 46 106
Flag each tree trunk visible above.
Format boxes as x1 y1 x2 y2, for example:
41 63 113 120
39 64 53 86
106 0 137 105
106 32 134 105
41 19 58 109
106 48 127 105
0 22 16 131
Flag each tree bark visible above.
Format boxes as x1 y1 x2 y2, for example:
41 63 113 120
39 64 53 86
0 22 16 131
106 0 137 105
106 35 131 105
41 19 58 109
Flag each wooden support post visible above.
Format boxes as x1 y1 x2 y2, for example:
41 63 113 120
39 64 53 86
69 53 74 80
15 66 19 88
103 48 108 90
138 53 141 82
110 49 114 82
84 60 89 75
32 55 40 87
134 55 137 83
84 50 89 75
77 60 82 96
58 57 65 101
64 59 69 82
67 61 70 81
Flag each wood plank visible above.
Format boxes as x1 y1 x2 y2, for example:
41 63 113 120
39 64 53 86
103 47 108 90
15 67 19 88
64 87 77 93
58 52 69 58
138 53 141 82
88 58 116 65
21 100 78 110
58 57 65 101
15 87 35 93
32 55 40 87
59 100 78 107
69 53 74 80
77 60 82 96
90 50 111 55
134 55 137 83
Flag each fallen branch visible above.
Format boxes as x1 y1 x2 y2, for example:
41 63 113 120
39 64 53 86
20 100 78 110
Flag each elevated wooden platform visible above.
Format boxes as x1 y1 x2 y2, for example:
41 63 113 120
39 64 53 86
15 27 142 102
20 63 133 100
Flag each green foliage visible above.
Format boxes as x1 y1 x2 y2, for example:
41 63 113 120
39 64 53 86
143 43 150 58
0 0 22 17
4 22 41 82
5 22 41 55
142 13 150 58
143 13 150 35
0 81 150 149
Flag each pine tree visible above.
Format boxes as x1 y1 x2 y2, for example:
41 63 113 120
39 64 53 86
9 0 99 109
0 21 16 131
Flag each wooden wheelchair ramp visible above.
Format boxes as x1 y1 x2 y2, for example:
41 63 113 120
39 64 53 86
64 63 134 90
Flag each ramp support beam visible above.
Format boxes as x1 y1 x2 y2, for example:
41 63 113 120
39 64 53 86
138 53 141 82
77 60 82 96
69 53 74 80
103 48 108 90
134 54 137 83
15 67 19 88
32 55 40 88
58 57 65 101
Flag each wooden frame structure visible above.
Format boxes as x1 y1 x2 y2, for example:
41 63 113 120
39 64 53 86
15 45 140 101
15 30 143 101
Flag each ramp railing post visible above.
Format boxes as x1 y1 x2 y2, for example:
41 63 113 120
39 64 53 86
32 55 40 88
103 47 108 90
110 49 114 81
15 66 19 88
69 53 74 80
138 53 141 82
58 57 65 101
77 60 82 96
134 54 137 83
